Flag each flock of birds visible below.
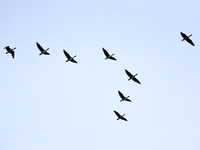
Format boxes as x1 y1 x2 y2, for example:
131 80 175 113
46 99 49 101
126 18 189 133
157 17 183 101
4 32 195 122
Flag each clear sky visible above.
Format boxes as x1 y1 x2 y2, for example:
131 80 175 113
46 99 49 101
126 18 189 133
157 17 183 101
1 0 200 150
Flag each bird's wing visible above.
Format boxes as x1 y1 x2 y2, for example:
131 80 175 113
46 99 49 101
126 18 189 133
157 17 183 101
36 42 44 52
180 32 187 39
118 91 125 99
121 116 128 121
102 48 110 57
4 46 10 51
125 69 133 78
11 51 14 58
43 51 50 55
114 110 121 118
125 99 131 102
133 77 141 84
109 56 117 61
186 38 195 46
71 59 77 63
63 50 71 59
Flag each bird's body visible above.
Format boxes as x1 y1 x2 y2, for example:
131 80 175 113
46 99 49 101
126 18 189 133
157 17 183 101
4 46 15 58
102 48 116 61
118 91 131 102
114 110 127 121
36 42 50 55
180 32 195 46
63 50 77 63
125 69 141 84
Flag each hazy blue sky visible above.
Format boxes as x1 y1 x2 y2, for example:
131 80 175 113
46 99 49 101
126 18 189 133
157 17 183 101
1 0 200 150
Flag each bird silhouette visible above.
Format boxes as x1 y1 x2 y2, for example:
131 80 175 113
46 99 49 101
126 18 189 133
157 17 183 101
118 91 131 102
125 69 141 84
4 46 16 58
36 42 50 55
102 48 116 61
63 50 77 63
114 110 127 121
180 32 195 46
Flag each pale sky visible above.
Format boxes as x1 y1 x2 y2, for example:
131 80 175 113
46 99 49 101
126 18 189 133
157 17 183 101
1 0 200 150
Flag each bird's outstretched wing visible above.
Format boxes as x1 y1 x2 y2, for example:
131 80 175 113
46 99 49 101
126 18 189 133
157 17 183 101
36 42 44 52
71 59 77 63
121 116 128 121
4 46 10 51
102 48 110 57
180 32 187 39
133 77 141 84
118 91 125 99
125 69 133 78
63 50 71 59
110 56 117 61
125 98 131 102
10 51 14 58
114 110 121 118
186 38 195 46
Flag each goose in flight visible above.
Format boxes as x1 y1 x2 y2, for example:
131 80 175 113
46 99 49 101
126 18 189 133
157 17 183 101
114 110 127 121
118 91 131 102
125 69 141 84
102 48 116 61
4 46 16 58
180 32 195 46
63 50 77 63
36 42 50 55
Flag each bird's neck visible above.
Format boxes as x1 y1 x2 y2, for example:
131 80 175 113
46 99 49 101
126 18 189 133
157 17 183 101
134 73 138 77
111 54 114 57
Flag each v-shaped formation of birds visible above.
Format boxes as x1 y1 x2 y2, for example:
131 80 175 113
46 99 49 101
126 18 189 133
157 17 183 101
4 32 195 122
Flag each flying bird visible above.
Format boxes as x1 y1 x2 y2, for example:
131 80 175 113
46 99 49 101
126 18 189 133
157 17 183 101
118 91 131 102
180 32 195 46
125 69 141 84
114 110 127 121
63 50 77 63
36 42 50 55
102 47 116 61
4 46 16 58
